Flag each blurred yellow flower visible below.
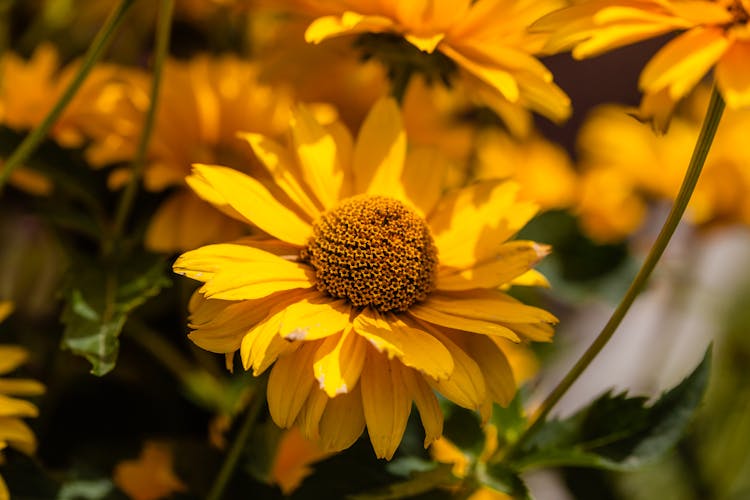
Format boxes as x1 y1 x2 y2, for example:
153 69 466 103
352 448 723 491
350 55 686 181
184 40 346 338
431 423 510 500
473 130 578 212
174 98 556 459
575 87 750 242
305 0 571 129
112 441 187 500
0 43 134 195
0 302 45 500
269 427 333 494
111 54 293 253
536 0 750 130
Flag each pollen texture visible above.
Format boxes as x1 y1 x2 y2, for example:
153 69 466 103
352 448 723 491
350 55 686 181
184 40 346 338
301 195 438 312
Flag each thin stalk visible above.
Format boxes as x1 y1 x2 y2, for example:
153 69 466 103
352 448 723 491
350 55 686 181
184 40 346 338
504 86 726 461
109 0 173 250
0 0 135 194
206 384 265 500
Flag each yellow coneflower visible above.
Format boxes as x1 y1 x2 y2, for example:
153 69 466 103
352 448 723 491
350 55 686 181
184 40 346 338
174 98 556 459
536 0 750 130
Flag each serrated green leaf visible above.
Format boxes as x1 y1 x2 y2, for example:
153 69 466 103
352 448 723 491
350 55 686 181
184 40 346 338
349 463 458 500
515 346 712 471
478 462 531 499
61 254 171 376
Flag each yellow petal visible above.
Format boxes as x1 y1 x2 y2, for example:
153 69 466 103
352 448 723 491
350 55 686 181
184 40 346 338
0 302 12 323
0 379 45 397
0 394 38 418
270 427 332 495
424 291 558 325
279 297 351 341
716 42 750 109
360 350 412 460
268 344 318 428
0 346 27 374
405 33 444 53
184 169 248 223
509 269 551 288
205 262 312 300
235 291 311 373
639 28 730 99
190 164 313 246
408 303 520 341
296 387 328 441
145 191 245 253
401 147 451 218
353 309 453 380
313 328 367 397
352 98 407 199
403 368 443 448
0 417 36 455
423 327 486 410
291 105 346 210
318 383 366 452
239 132 322 219
461 334 516 406
175 243 286 282
428 180 538 268
0 474 8 500
305 13 395 44
441 45 520 103
437 241 550 290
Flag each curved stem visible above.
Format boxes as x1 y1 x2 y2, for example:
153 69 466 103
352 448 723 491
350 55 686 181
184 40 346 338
206 382 266 500
0 0 135 195
504 86 726 461
108 0 174 252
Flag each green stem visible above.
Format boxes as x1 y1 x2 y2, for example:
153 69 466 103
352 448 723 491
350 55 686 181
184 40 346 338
0 0 135 194
108 0 173 251
206 383 265 500
504 85 726 462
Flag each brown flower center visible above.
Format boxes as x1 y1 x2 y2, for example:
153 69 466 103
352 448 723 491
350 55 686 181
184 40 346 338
300 195 438 312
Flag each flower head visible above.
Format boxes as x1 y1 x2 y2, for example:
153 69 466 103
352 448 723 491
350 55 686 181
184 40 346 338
536 0 750 130
0 302 45 499
174 98 556 459
575 87 750 242
0 43 135 195
109 54 293 252
304 0 571 130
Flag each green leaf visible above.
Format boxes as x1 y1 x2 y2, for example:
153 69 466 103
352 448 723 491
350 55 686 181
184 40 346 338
57 478 114 500
477 462 531 499
61 254 171 376
491 392 528 449
349 463 458 500
514 346 712 471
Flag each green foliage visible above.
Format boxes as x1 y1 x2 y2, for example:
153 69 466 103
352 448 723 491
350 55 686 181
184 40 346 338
61 254 171 375
512 346 712 472
350 463 459 500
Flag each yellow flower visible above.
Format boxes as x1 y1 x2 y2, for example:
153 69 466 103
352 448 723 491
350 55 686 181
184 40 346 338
112 441 187 500
575 87 750 242
0 302 45 500
473 130 578 212
269 427 333 494
304 0 571 129
110 54 293 252
536 0 750 130
0 43 134 195
431 424 510 500
174 98 556 459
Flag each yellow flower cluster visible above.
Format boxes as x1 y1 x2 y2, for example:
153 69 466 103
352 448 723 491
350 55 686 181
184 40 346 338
576 87 750 242
4 0 747 482
0 303 44 500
